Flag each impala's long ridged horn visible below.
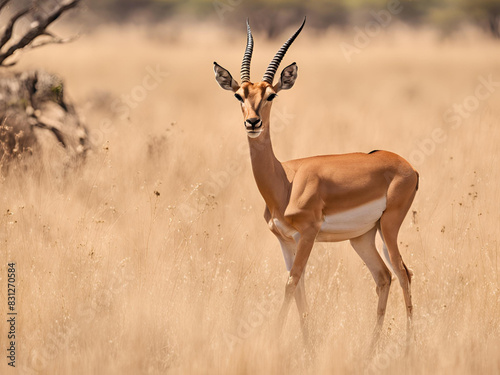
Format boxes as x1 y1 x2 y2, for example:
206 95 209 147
262 17 306 85
240 19 254 83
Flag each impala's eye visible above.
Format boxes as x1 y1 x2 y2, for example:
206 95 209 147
234 94 244 103
267 93 277 101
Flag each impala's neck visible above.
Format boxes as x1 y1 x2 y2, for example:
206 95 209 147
247 118 289 214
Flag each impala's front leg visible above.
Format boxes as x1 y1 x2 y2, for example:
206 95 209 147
277 223 320 335
277 237 310 342
295 274 310 343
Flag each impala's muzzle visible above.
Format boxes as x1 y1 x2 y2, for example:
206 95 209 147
245 117 262 138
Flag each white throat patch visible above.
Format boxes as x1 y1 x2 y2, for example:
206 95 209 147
247 131 262 139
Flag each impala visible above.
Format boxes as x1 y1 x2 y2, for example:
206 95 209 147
213 18 419 347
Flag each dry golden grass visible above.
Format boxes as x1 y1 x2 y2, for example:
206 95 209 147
0 23 499 374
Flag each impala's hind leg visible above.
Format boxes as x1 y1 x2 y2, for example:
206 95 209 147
350 226 392 350
379 175 418 345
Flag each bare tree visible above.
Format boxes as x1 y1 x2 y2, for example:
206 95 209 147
0 0 81 67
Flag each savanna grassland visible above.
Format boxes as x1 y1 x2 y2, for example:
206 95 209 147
0 22 499 374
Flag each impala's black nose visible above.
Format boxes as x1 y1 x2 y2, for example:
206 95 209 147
246 117 261 129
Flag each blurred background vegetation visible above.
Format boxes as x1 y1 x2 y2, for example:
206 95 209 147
82 0 500 37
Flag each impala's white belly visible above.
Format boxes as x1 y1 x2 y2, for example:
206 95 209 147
317 196 386 241
272 196 386 243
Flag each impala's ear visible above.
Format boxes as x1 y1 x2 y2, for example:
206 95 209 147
214 62 240 91
274 62 298 92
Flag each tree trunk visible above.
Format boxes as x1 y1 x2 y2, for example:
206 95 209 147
0 69 89 167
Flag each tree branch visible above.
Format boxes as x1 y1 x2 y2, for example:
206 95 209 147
0 0 11 14
32 120 67 148
0 0 81 66
0 8 30 50
29 32 80 51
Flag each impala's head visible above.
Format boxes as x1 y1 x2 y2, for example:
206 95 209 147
214 18 305 139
